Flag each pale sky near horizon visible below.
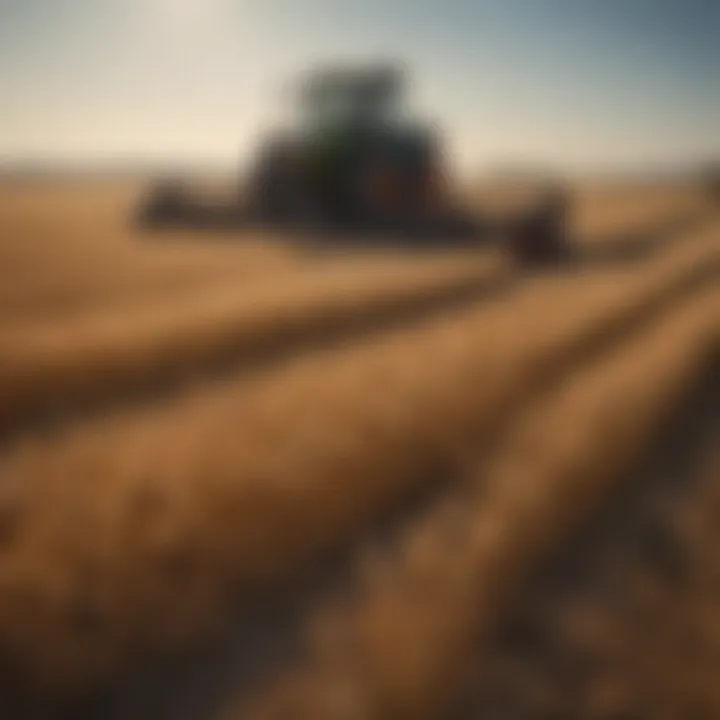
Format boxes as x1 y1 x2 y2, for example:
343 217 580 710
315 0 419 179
1 0 718 174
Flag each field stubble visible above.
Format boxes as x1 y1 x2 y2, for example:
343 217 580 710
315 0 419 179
0 216 717 708
228 283 720 720
459 376 720 719
2 182 711 441
0 181 717 717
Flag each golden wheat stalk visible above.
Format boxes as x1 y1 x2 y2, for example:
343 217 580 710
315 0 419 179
0 224 717 699
232 288 719 720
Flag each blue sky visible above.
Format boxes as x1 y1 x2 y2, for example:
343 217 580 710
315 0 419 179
1 0 718 172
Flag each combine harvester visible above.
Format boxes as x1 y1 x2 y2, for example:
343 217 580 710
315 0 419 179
136 62 569 264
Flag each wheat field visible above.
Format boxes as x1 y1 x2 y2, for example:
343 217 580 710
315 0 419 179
0 178 717 719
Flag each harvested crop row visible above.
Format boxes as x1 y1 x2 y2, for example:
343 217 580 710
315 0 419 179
229 287 720 720
0 251 506 437
460 402 720 718
0 231 488 328
3 208 719 442
0 224 718 703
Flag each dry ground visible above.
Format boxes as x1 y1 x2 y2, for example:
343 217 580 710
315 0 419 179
0 178 717 719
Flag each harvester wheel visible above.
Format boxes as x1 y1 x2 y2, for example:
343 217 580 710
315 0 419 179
507 188 570 265
704 164 720 202
135 181 188 229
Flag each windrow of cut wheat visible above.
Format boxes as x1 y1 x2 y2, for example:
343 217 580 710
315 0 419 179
230 286 720 720
2 181 715 434
0 228 492 327
2 205 718 440
0 222 718 699
0 252 505 436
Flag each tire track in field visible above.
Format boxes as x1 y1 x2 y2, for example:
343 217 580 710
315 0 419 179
59 232 720 720
1 210 714 445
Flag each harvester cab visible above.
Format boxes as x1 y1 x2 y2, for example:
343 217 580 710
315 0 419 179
247 63 444 227
298 64 404 133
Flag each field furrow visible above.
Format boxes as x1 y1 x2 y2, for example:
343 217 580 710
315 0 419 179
225 285 719 720
0 221 718 708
